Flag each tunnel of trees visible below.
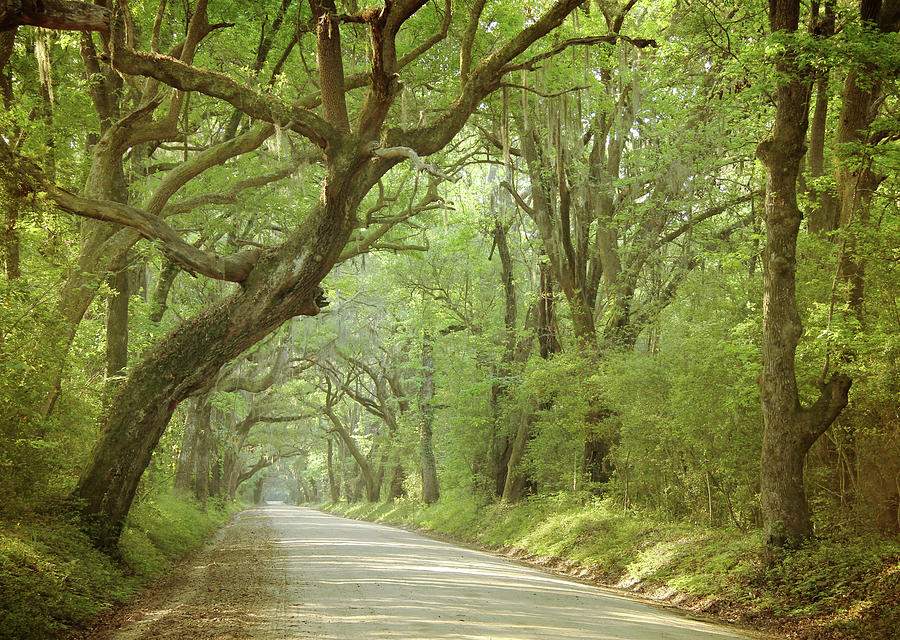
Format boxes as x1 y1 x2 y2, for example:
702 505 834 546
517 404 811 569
1 0 898 563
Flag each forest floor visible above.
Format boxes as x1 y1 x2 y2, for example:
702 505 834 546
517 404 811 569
79 505 755 640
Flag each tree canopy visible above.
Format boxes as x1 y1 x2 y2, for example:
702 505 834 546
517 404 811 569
1 0 898 559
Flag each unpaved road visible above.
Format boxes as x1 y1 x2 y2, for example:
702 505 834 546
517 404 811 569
86 505 755 640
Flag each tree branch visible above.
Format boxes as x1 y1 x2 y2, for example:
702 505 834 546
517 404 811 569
311 0 351 133
371 145 458 181
1 0 109 32
49 188 260 281
395 0 584 157
655 190 761 246
109 27 337 148
146 122 275 216
160 161 300 218
500 180 535 217
504 34 657 73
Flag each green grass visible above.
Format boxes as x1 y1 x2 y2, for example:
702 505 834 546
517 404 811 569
0 492 239 640
322 491 900 639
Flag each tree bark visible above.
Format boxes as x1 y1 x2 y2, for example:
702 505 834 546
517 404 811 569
191 396 212 505
253 476 264 505
149 261 179 322
833 0 898 326
419 331 440 504
487 219 517 496
756 0 852 548
0 29 15 279
174 408 199 494
327 438 340 502
0 0 110 32
324 405 380 502
105 263 130 384
806 0 838 239
502 408 533 503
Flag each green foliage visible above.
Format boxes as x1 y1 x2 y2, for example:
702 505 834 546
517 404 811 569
122 492 238 577
513 351 604 491
0 492 236 639
0 515 131 640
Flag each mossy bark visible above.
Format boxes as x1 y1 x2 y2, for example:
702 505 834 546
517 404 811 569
71 150 366 547
757 0 851 548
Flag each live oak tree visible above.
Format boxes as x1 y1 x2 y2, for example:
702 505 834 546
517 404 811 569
0 0 587 547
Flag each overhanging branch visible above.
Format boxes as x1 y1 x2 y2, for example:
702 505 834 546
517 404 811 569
0 0 109 31
109 28 337 148
50 188 260 281
371 145 458 181
503 34 658 72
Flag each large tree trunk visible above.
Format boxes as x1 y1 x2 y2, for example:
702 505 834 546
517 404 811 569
223 444 241 500
105 262 129 384
70 182 356 547
805 0 838 239
1 29 19 281
192 399 211 506
419 331 440 504
388 464 406 501
252 476 264 505
502 409 533 503
149 261 179 322
174 407 199 493
805 71 839 235
756 0 851 548
487 220 517 496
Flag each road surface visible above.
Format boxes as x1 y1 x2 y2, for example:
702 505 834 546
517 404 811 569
87 505 757 640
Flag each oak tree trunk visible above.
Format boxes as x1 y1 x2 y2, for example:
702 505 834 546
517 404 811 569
327 438 340 502
174 410 199 494
503 263 560 502
756 0 851 548
419 331 440 504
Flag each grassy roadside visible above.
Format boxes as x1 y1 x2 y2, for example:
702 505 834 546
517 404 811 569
0 492 240 640
320 492 900 640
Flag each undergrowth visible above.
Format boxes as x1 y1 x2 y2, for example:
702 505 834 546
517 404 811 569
0 492 238 640
322 491 900 640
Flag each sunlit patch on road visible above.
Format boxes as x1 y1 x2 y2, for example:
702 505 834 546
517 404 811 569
263 506 752 640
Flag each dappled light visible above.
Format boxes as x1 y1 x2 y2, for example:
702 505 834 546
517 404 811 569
254 507 747 639
3 0 898 637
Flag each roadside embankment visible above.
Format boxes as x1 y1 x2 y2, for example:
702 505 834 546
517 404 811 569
321 492 900 640
0 492 240 640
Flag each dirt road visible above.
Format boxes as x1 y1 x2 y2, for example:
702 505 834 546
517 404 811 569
87 505 755 639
